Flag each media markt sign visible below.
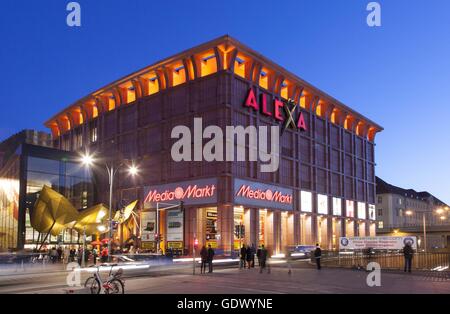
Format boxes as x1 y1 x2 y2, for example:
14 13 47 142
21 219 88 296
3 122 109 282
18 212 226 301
144 178 217 208
234 178 294 211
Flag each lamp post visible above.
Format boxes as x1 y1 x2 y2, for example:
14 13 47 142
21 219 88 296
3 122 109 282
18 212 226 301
404 208 448 253
81 153 138 262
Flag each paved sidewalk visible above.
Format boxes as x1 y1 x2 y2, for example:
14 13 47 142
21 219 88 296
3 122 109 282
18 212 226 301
14 265 450 294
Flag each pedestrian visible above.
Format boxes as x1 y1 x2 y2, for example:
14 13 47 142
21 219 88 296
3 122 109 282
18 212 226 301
240 244 247 269
259 245 268 274
207 244 215 273
256 246 262 267
250 244 256 268
101 246 108 263
62 247 69 264
314 243 322 270
77 247 83 265
200 245 208 274
92 247 98 265
246 245 252 269
403 242 414 273
57 246 63 261
69 247 76 262
50 247 58 264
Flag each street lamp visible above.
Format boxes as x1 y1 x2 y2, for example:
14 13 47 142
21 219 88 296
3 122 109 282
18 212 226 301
81 153 139 262
403 208 449 253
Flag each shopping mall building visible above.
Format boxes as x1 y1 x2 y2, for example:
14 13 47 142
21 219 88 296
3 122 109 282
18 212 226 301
43 35 383 255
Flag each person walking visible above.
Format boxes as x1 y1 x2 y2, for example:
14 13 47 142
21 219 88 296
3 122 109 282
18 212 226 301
57 246 63 262
314 243 322 270
207 245 215 273
256 246 262 267
50 247 58 264
101 246 108 263
259 245 268 274
250 244 256 268
69 247 76 263
92 247 98 265
240 245 247 269
246 245 253 269
200 245 208 274
63 247 70 264
403 242 414 273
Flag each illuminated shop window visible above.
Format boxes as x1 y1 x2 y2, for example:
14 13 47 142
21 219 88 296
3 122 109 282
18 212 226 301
148 76 159 95
172 64 186 86
368 204 376 220
333 197 342 216
357 202 366 219
346 200 354 217
378 221 384 229
200 54 217 77
317 194 328 215
301 191 312 212
234 56 246 78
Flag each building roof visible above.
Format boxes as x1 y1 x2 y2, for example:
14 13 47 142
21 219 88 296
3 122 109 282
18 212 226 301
44 35 383 141
376 176 448 207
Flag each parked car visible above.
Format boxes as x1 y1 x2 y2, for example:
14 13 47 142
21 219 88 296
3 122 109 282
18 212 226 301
287 245 317 259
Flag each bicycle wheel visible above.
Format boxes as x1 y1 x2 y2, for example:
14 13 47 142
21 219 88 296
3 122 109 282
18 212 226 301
84 277 101 294
108 278 124 294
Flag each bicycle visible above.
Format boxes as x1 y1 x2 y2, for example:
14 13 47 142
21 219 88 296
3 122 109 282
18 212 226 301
84 263 125 294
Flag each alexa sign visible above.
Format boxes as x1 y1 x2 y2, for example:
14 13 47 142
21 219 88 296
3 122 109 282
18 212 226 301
244 89 307 133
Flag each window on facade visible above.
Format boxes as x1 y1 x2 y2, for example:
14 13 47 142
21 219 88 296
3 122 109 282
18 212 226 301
378 196 382 203
172 64 187 86
377 208 383 216
90 126 98 143
378 221 384 229
200 54 217 77
234 56 246 78
148 76 159 95
127 86 136 103
259 69 269 90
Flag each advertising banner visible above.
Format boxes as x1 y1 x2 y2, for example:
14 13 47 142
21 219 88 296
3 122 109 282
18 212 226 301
141 211 156 242
166 209 184 242
234 178 294 210
143 178 217 208
300 191 312 212
317 194 328 215
339 236 418 250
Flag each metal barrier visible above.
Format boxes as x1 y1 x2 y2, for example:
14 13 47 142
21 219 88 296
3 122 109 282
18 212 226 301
321 251 450 272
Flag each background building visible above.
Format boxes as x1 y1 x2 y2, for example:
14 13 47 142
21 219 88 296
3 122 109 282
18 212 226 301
0 130 95 251
376 176 450 251
43 36 383 255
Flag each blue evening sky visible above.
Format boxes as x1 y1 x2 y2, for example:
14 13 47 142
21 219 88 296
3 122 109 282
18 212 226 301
0 0 449 203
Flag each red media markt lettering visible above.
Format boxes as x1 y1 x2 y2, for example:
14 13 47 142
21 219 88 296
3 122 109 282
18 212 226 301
145 184 216 203
236 185 292 204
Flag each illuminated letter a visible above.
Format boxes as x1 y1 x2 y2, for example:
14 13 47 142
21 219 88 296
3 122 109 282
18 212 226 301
244 89 259 111
297 112 307 131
